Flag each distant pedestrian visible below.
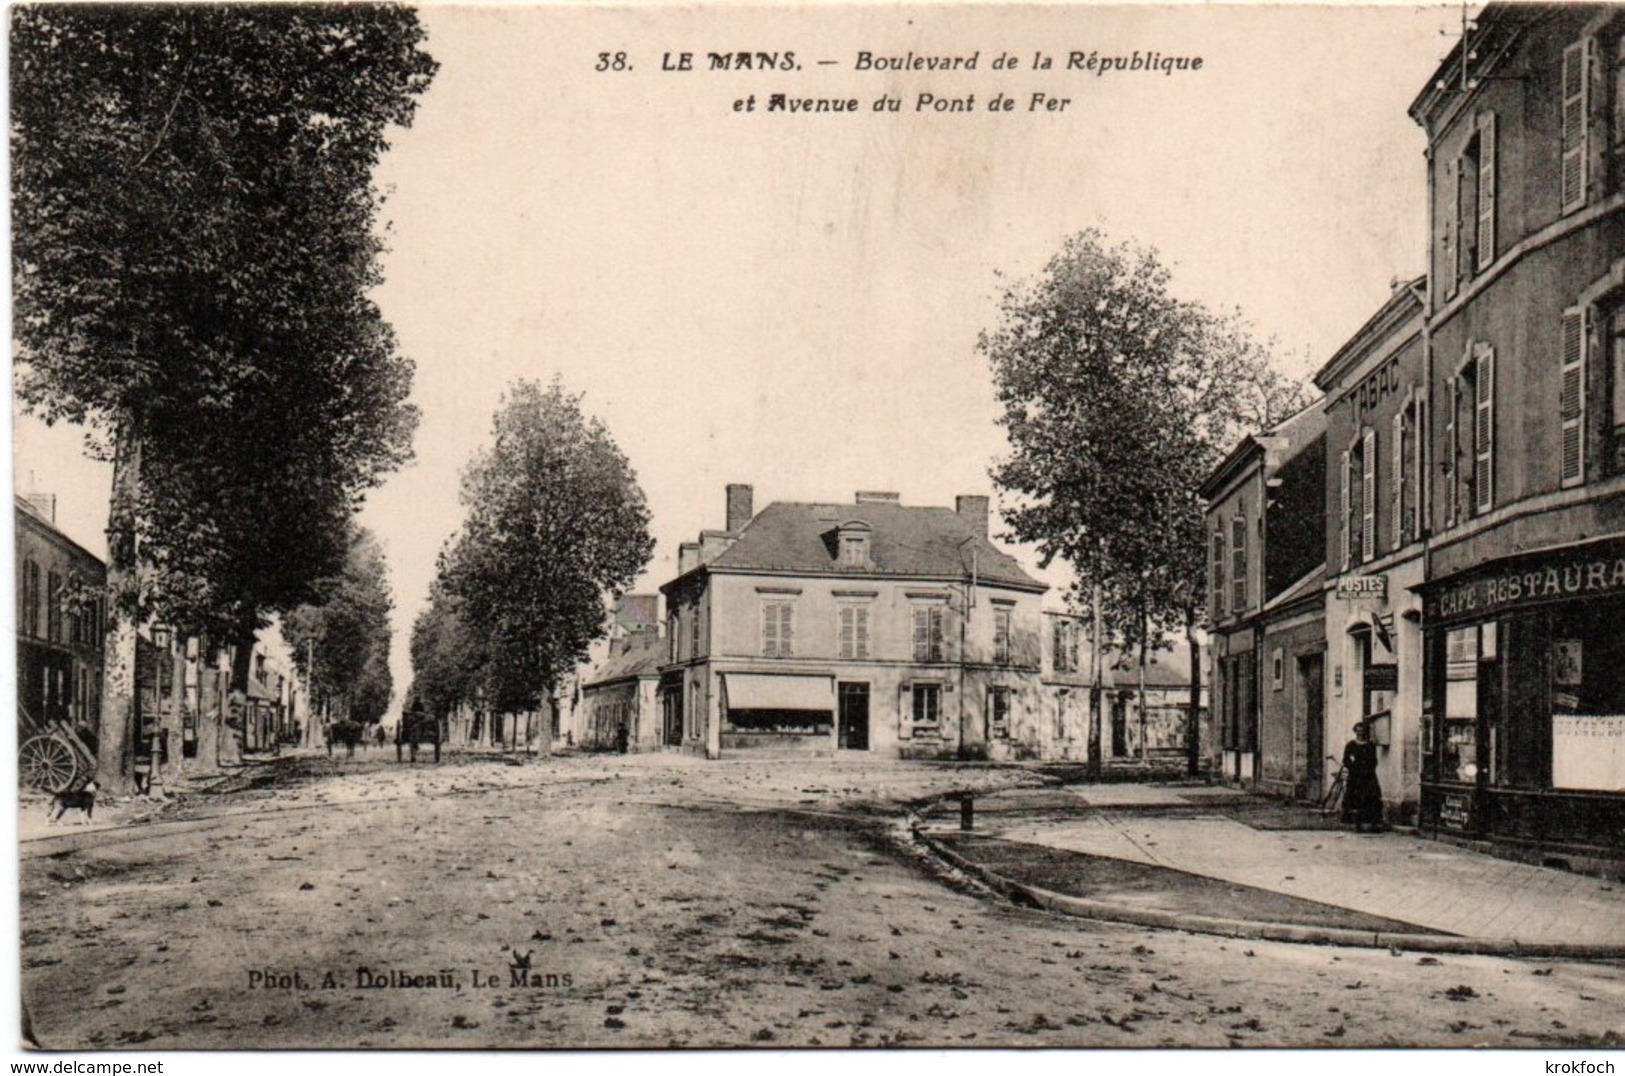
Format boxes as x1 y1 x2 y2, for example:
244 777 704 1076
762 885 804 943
615 720 629 755
376 725 387 749
1340 722 1384 832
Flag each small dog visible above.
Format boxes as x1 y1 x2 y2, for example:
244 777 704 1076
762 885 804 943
48 781 98 825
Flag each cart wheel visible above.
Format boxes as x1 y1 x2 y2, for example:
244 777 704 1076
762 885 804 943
21 735 79 793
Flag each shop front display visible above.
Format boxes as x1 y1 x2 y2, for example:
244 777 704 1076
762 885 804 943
1419 541 1625 862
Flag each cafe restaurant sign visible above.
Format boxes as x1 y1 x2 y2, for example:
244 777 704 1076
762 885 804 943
1426 544 1625 622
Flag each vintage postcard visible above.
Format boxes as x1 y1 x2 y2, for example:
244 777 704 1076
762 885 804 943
8 0 1625 1064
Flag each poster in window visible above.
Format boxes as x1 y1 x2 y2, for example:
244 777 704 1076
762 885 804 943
1553 639 1583 687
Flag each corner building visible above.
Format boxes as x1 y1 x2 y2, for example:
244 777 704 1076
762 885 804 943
660 485 1049 760
1411 3 1625 866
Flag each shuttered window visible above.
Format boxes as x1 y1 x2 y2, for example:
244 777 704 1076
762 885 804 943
1339 451 1352 570
1561 308 1587 487
1230 515 1247 612
1563 40 1592 214
838 604 870 660
1416 393 1430 538
1361 428 1377 562
761 601 795 658
1442 158 1459 302
1474 346 1496 515
1393 409 1407 549
993 606 1012 665
1476 111 1497 271
912 604 945 663
1211 529 1226 619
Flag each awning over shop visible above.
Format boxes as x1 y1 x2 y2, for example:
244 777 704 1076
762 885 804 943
723 673 834 711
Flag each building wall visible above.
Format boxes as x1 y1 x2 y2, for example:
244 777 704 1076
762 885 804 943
15 507 106 747
1257 605 1326 797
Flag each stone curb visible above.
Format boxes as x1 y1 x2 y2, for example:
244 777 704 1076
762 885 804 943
913 827 1625 961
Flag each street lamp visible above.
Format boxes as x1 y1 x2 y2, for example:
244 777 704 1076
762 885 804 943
147 625 173 799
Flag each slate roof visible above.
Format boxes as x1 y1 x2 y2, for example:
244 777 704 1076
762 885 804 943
699 501 1044 590
585 631 664 688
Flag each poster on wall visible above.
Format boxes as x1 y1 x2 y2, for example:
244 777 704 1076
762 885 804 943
1553 639 1583 687
1552 713 1625 793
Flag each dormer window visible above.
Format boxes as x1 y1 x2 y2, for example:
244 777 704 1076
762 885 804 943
836 520 873 567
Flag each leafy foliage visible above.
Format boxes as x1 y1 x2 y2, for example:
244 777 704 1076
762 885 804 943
408 582 486 721
10 4 435 639
440 380 655 715
983 229 1310 649
282 526 396 725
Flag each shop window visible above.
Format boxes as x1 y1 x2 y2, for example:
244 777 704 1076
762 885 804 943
1549 606 1625 792
1440 625 1480 783
988 687 1011 738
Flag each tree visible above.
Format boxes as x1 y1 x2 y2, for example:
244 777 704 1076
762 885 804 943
283 526 396 728
11 6 435 790
982 229 1309 776
440 380 654 720
409 581 486 723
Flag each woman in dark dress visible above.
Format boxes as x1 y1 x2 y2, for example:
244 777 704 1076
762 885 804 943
1340 722 1384 832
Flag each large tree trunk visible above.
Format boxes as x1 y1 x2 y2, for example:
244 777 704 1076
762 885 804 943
1186 609 1202 777
195 642 222 772
96 427 141 796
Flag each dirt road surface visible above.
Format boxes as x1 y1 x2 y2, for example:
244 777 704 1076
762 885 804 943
18 752 1625 1049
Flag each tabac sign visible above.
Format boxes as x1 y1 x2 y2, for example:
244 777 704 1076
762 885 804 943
1425 544 1625 623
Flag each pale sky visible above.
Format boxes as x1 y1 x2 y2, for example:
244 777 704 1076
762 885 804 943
10 3 1457 716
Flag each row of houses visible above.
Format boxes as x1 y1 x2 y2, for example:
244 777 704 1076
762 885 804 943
15 493 302 791
1204 3 1625 871
572 485 1205 762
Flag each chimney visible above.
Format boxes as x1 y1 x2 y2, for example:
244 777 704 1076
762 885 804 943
956 495 990 537
22 492 56 524
726 484 754 533
854 491 900 504
678 542 701 575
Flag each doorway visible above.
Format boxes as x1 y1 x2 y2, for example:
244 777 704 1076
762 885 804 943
1299 653 1325 795
838 682 869 750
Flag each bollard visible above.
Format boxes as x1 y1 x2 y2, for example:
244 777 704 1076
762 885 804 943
959 794 974 831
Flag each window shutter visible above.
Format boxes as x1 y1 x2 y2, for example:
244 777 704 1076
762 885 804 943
779 604 794 657
1231 516 1246 611
839 606 854 658
1476 112 1497 271
1562 40 1590 213
1211 530 1226 618
1339 451 1351 570
1474 348 1496 514
1561 308 1587 487
1416 393 1429 537
855 607 869 659
1393 410 1407 548
930 607 945 662
1442 158 1459 301
1361 428 1376 562
762 603 779 657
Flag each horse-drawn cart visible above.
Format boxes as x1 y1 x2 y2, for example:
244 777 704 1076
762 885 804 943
18 703 98 793
396 710 442 763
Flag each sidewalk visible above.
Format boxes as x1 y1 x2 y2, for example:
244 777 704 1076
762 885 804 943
917 783 1625 957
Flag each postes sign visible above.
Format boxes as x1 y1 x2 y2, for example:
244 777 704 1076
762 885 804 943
1336 576 1386 599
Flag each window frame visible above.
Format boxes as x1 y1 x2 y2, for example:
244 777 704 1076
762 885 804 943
911 682 942 728
988 686 1012 738
911 602 946 664
760 599 796 659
